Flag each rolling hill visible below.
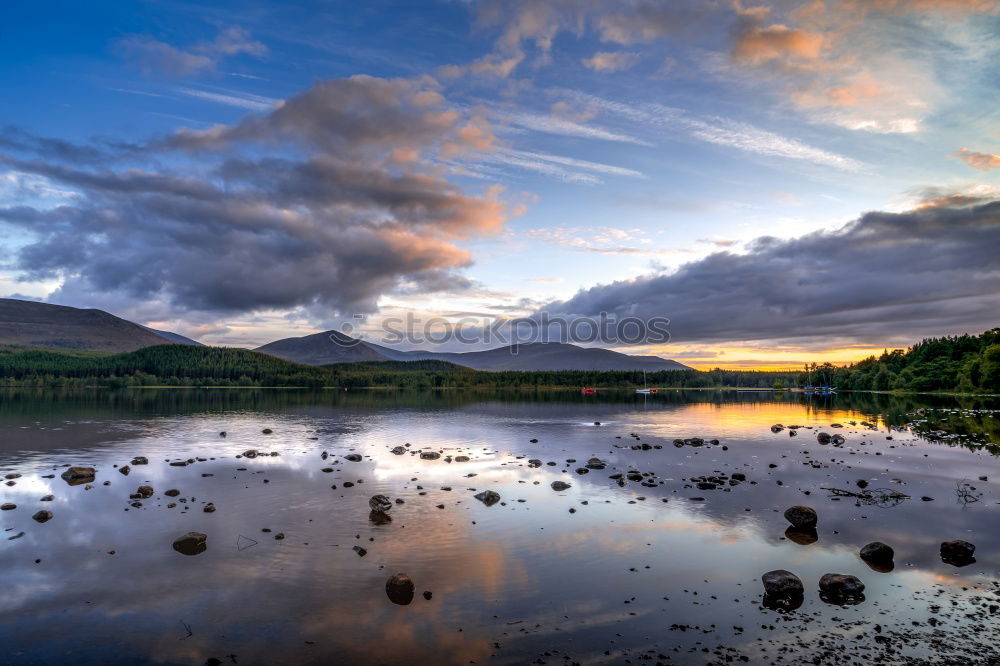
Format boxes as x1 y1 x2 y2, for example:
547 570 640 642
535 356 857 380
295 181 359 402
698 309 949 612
0 298 187 353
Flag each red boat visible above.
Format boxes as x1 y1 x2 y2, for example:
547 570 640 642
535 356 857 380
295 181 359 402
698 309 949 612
581 387 597 395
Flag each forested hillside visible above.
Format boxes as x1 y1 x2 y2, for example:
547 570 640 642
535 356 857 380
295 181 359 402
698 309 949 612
803 328 1000 392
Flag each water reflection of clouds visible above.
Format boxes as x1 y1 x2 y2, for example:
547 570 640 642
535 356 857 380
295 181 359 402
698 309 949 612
3 391 1000 663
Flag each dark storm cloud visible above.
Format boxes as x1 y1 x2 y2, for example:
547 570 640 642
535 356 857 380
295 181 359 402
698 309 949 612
541 201 1000 344
0 75 506 317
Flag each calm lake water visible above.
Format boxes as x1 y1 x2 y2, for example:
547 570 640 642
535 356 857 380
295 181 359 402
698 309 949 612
1 389 999 665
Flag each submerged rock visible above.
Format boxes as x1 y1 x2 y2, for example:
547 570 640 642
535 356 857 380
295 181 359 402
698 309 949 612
172 532 207 556
474 490 501 507
784 505 818 529
386 573 415 605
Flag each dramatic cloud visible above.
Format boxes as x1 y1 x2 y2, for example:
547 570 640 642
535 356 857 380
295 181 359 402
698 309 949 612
115 26 267 77
541 199 1000 344
0 76 509 318
953 147 1000 171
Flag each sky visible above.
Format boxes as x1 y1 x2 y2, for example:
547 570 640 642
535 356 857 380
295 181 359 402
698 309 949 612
1 0 999 369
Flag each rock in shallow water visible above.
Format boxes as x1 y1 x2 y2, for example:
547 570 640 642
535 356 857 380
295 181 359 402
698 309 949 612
762 569 803 598
860 541 894 565
369 494 392 512
60 466 95 485
550 481 572 491
819 573 865 604
386 573 415 605
172 532 207 556
784 505 817 529
941 539 976 566
32 510 53 523
474 490 501 507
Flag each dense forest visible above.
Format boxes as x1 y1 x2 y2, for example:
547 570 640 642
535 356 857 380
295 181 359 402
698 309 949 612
799 328 1000 393
0 328 998 393
0 344 799 389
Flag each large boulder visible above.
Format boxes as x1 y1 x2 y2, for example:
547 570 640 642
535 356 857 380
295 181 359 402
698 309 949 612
386 573 415 605
784 505 818 529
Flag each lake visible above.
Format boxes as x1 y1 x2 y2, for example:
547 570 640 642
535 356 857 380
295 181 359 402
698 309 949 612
1 388 999 665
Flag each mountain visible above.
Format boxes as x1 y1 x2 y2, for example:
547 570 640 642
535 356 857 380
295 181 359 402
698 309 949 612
255 330 692 371
140 325 203 346
0 298 192 352
375 342 692 371
255 330 391 365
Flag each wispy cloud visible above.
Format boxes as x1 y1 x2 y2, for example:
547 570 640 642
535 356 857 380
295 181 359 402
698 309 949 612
481 148 643 184
504 111 651 146
559 91 865 172
526 226 690 255
173 86 279 110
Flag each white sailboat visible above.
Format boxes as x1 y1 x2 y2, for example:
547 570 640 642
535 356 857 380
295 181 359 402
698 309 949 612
635 369 656 395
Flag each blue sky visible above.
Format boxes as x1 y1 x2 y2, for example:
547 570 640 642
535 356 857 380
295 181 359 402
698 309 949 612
2 0 1000 367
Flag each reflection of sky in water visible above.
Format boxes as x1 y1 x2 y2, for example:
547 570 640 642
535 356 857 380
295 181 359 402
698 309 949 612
1 390 999 664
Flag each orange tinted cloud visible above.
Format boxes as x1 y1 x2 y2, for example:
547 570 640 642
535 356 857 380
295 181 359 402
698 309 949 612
732 23 824 64
953 147 1000 171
